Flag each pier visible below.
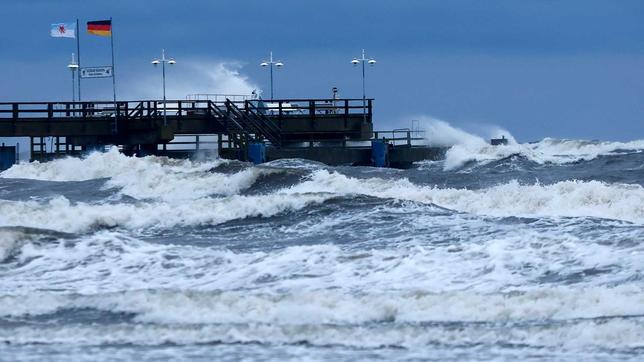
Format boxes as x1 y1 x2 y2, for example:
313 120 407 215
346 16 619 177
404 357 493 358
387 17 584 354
0 97 444 168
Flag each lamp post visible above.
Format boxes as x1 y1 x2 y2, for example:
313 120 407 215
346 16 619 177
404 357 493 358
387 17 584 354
351 49 376 122
260 51 284 100
67 53 79 102
152 49 176 126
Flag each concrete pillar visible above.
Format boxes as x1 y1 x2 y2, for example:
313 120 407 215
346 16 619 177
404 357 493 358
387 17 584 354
137 144 158 157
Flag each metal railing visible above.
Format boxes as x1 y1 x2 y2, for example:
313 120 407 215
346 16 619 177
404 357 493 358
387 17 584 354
373 128 427 147
243 98 372 119
186 94 252 102
0 98 373 121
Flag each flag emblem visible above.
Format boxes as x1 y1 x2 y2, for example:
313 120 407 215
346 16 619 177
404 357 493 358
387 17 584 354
87 20 112 37
50 22 76 38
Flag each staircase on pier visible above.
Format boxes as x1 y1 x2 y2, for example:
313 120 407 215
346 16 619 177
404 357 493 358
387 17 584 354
207 100 281 151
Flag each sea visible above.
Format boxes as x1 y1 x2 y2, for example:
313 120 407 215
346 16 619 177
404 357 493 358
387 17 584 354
0 124 643 361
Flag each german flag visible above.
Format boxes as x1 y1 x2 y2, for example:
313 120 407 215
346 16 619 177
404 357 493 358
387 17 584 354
87 20 112 36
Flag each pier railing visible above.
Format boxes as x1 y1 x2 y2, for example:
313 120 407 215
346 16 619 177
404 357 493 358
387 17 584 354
242 98 372 118
186 94 252 102
0 98 372 121
373 128 427 147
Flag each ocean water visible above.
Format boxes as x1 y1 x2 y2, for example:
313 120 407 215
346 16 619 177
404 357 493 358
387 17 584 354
1 132 644 361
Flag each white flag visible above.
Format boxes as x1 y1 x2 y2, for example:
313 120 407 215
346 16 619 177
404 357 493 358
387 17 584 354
50 22 76 38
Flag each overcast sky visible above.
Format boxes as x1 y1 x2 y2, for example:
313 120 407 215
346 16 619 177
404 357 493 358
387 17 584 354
1 0 644 141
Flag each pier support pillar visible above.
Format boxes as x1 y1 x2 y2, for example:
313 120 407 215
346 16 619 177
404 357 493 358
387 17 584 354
371 140 389 167
0 143 17 171
121 145 136 157
137 144 158 157
248 142 266 165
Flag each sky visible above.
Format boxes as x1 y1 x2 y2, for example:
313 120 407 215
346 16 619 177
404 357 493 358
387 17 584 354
1 0 644 141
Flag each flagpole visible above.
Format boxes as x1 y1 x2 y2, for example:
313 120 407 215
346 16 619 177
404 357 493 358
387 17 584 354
110 17 117 133
76 18 81 102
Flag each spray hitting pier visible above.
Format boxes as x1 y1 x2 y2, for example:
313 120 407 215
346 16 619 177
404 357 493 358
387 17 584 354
0 97 444 169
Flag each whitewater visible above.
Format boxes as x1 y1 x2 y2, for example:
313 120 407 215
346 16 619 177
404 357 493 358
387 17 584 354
1 125 643 361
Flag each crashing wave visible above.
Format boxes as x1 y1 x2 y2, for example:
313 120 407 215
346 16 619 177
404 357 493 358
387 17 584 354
1 170 643 233
423 119 644 170
0 147 274 201
289 171 644 224
0 226 72 262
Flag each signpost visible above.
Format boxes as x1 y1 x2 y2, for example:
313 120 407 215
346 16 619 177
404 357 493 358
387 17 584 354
80 66 113 79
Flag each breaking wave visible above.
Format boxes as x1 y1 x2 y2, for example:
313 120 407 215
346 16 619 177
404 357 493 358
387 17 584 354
1 166 644 234
0 317 642 350
424 119 644 170
0 193 334 233
0 147 273 201
3 287 643 326
1 287 643 351
291 171 644 223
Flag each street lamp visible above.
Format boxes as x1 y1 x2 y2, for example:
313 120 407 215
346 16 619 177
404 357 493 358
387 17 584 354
152 49 176 125
351 49 376 122
67 53 79 102
260 51 284 100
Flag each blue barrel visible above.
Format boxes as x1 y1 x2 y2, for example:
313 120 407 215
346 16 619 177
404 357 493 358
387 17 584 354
371 140 389 167
248 142 266 165
0 144 17 171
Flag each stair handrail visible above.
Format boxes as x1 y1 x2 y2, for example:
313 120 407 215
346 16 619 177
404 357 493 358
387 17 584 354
225 100 281 146
245 101 282 137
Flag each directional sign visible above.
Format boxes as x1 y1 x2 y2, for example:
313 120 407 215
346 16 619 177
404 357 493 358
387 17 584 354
80 66 113 79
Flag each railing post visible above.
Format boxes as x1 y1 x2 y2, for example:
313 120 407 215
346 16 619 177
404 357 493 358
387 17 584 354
12 103 18 120
344 99 349 116
47 103 53 119
368 99 372 122
178 101 182 118
407 130 411 147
